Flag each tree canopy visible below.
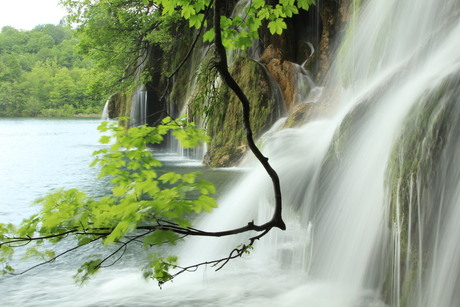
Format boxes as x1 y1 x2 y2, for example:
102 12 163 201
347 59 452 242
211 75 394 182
0 24 104 117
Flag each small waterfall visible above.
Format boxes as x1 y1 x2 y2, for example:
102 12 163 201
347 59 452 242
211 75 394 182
129 86 147 126
129 47 149 127
101 100 110 120
167 44 210 160
292 63 323 105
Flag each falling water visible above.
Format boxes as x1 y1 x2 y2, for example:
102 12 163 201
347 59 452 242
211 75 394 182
101 100 110 120
293 63 319 104
173 0 460 306
129 86 148 126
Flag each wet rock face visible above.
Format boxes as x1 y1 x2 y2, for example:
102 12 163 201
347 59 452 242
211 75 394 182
384 73 460 306
203 145 247 168
109 92 130 119
204 57 276 167
260 45 299 110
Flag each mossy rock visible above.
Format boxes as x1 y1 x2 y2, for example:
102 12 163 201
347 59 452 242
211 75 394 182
204 57 277 167
383 71 460 305
108 91 132 119
283 101 334 128
203 145 247 168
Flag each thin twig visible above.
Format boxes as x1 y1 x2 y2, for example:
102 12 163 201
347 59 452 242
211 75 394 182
15 235 104 276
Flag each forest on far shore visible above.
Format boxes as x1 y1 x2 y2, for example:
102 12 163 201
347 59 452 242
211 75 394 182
0 24 104 117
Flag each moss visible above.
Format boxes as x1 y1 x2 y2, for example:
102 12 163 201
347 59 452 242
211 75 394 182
109 90 133 119
166 26 201 116
283 101 334 128
383 72 460 305
201 57 277 167
203 145 247 168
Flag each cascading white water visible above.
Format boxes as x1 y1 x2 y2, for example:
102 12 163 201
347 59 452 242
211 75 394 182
172 0 460 306
101 100 110 120
129 86 148 126
293 63 320 104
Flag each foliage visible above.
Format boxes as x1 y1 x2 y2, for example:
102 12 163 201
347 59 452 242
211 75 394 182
0 25 103 117
155 0 315 49
60 0 165 93
59 0 315 94
0 118 215 284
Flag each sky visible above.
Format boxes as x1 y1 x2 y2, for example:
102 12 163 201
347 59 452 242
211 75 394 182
0 0 68 31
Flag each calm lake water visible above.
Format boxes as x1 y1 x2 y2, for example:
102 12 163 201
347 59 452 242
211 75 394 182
0 118 105 224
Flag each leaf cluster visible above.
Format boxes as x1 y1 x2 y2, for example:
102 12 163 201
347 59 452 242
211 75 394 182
156 0 315 50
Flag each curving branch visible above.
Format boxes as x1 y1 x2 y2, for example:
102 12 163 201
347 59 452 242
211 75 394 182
212 0 285 231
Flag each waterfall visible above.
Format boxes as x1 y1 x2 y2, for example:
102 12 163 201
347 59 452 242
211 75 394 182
101 100 110 120
173 0 460 306
129 86 147 126
293 63 322 105
170 45 209 159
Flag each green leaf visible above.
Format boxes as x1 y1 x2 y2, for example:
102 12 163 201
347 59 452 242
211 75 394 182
97 121 109 132
297 0 314 11
99 135 111 144
144 230 180 247
181 5 195 19
193 0 207 12
74 258 102 284
252 0 266 9
113 185 129 197
135 179 160 197
268 18 287 35
159 172 181 184
2 264 15 275
161 2 177 15
105 221 134 245
203 29 215 42
282 5 299 17
257 7 271 20
188 13 204 28
182 173 197 184
193 195 217 213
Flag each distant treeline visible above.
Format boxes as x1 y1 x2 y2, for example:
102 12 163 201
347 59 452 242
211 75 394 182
0 24 103 117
